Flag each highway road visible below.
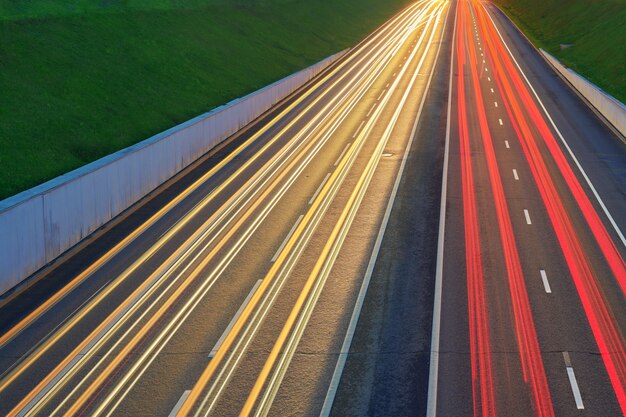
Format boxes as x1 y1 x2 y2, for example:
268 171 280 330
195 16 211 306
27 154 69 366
0 0 625 416
0 1 449 416
425 1 626 416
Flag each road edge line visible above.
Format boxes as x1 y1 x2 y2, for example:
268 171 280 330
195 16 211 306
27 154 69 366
319 4 451 416
426 2 457 416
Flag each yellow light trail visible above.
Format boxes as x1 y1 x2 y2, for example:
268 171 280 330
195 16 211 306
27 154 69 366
4 4 427 416
240 4 446 416
61 24 420 416
176 4 441 416
0 3 419 405
0 0 418 352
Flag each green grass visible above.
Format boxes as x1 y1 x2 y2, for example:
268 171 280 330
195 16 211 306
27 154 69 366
492 0 626 104
0 0 411 200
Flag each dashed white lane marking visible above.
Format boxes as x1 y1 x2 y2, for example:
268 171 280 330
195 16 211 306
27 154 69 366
563 352 585 409
377 89 387 101
271 215 304 262
498 118 503 125
505 140 510 149
484 4 626 248
168 390 191 417
366 103 377 118
487 76 491 81
352 120 365 139
209 279 263 357
539 269 552 293
485 67 488 72
334 143 351 166
490 88 495 93
309 173 331 204
494 101 498 107
524 209 532 225
512 169 519 180
385 82 390 88
393 72 397 77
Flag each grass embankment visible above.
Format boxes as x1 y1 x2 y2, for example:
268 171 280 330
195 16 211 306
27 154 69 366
0 0 411 200
492 0 626 104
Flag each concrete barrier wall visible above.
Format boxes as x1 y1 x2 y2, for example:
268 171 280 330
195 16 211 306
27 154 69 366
0 50 346 297
541 49 626 138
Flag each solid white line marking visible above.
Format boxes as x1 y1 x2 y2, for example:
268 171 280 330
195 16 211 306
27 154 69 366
366 103 377 117
353 120 365 139
483 3 625 248
310 173 331 205
321 29 440 409
539 269 552 293
377 89 387 101
524 209 532 225
505 140 510 148
494 101 498 107
498 118 503 125
209 280 262 358
323 5 451 416
271 215 304 262
563 352 584 409
512 169 519 180
427 5 456 417
168 390 191 417
334 143 351 166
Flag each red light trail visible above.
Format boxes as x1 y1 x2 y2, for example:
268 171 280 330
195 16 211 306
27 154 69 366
470 0 626 413
456 2 496 415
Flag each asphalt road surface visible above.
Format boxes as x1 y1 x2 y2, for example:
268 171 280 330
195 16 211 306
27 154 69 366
428 1 625 416
0 1 624 416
